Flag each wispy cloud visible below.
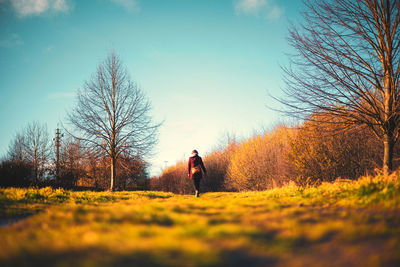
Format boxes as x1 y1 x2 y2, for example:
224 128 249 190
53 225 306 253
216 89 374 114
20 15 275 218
110 0 139 12
48 92 76 99
234 0 284 21
0 33 24 47
235 0 266 15
6 0 70 17
265 5 282 20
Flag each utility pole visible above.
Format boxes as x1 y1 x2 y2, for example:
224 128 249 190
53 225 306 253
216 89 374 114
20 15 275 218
53 128 63 178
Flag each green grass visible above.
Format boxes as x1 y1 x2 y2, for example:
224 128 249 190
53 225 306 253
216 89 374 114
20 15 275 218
0 173 400 266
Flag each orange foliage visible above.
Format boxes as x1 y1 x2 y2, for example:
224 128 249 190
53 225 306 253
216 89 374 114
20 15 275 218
151 116 400 193
288 121 383 184
153 161 192 194
152 141 238 193
226 126 293 191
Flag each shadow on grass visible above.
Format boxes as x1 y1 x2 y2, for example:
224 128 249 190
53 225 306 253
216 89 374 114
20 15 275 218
0 247 278 267
0 248 168 267
145 193 173 199
0 214 32 227
0 205 40 227
220 249 277 267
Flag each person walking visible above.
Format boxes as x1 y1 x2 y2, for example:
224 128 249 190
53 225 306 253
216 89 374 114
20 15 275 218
188 150 206 197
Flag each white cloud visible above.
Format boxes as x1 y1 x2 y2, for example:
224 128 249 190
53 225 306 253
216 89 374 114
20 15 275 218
234 0 284 20
110 0 139 11
8 0 70 17
53 0 68 12
0 33 24 47
235 0 266 15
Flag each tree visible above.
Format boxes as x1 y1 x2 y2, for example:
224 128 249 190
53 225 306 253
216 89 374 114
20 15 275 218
8 132 26 161
278 0 400 174
116 154 148 190
7 121 51 183
67 52 160 191
24 121 51 182
57 137 85 188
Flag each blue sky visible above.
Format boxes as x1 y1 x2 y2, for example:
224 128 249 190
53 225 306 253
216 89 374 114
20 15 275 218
0 0 303 175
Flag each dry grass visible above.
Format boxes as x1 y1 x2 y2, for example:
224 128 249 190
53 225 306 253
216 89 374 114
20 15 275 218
0 173 399 266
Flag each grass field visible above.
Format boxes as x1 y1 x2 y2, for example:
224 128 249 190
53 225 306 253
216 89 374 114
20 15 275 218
1 173 400 267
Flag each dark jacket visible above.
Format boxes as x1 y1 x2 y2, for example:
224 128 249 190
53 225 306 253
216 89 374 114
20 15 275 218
188 155 206 179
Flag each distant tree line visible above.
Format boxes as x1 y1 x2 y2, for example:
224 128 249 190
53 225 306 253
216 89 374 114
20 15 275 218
0 52 159 190
150 114 400 193
0 121 149 190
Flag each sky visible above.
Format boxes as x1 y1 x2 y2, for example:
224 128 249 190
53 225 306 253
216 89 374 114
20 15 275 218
0 0 303 176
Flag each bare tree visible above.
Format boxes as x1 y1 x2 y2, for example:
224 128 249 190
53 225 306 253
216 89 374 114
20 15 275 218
24 121 51 182
277 0 400 173
8 132 27 161
67 52 160 191
57 137 85 188
7 121 51 182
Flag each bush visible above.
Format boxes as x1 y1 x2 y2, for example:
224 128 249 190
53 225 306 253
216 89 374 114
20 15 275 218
153 142 237 193
150 117 400 193
226 126 293 191
202 142 237 192
287 121 385 184
156 161 192 194
0 159 33 187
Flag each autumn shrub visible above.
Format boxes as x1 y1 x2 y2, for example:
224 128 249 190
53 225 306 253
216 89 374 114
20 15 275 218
287 120 385 185
156 161 192 194
152 117 400 193
153 141 237 193
202 142 237 192
226 126 294 191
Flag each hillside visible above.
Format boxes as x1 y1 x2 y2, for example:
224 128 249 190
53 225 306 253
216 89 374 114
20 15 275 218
0 173 399 266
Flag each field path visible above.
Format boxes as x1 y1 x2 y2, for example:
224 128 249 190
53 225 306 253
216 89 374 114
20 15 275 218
0 182 399 266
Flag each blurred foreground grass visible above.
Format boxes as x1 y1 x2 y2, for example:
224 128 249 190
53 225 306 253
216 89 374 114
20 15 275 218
0 173 400 267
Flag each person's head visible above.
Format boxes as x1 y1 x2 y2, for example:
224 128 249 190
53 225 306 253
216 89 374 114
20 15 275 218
191 150 198 156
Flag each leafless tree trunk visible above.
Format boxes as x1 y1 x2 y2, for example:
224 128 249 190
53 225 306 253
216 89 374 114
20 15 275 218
277 0 400 174
24 122 51 182
67 52 160 191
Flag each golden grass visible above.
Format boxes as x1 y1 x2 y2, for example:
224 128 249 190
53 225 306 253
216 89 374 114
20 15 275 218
0 173 399 266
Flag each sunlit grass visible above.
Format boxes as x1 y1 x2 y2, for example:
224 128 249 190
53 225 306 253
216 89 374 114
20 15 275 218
0 173 399 266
